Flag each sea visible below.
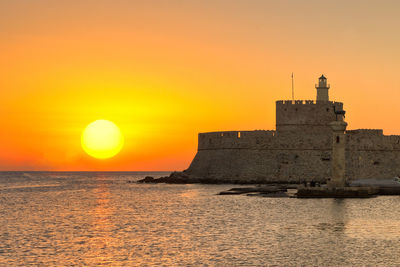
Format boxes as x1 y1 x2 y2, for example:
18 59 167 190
1 171 400 266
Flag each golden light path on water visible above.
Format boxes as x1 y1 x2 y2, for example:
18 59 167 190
2 172 400 265
84 177 119 265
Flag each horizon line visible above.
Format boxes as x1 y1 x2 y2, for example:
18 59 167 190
0 170 175 172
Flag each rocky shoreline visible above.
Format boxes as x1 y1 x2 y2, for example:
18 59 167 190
136 171 303 185
136 172 302 197
218 185 297 197
134 172 400 198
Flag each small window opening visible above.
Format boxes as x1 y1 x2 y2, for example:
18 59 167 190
336 136 340 143
373 161 380 165
326 108 329 112
221 133 224 137
238 132 241 138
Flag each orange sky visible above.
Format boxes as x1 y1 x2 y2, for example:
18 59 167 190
1 0 400 171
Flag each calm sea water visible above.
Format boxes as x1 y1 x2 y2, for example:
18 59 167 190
1 172 400 266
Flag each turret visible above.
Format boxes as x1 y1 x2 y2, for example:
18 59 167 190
315 75 330 101
328 120 348 188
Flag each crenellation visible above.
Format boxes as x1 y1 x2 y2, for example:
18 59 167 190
346 129 383 135
198 130 278 150
276 100 343 107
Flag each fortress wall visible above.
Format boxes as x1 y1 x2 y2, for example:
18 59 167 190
187 148 332 183
189 131 334 183
198 131 332 150
346 129 383 135
276 100 343 134
276 125 337 135
346 130 400 150
198 130 276 150
187 129 400 183
384 135 400 150
346 150 400 180
345 130 400 179
188 144 400 183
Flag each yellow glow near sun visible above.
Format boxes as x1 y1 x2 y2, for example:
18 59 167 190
81 120 124 159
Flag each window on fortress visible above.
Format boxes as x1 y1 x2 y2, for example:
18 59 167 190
326 108 329 112
238 132 241 138
336 136 340 143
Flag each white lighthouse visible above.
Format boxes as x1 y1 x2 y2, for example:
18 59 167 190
315 75 330 101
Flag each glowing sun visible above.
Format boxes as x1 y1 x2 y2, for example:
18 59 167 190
81 120 124 159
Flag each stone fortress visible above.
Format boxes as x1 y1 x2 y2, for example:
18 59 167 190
184 75 400 183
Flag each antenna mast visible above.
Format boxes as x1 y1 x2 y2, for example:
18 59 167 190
291 72 294 101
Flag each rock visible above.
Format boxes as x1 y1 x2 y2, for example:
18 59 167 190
218 191 247 195
218 185 294 197
137 176 155 183
136 172 193 184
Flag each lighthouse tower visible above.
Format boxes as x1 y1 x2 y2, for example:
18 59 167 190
315 75 330 101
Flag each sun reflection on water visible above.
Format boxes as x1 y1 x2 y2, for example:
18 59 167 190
2 173 400 266
83 176 120 265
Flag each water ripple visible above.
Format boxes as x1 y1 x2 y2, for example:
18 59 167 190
1 172 400 266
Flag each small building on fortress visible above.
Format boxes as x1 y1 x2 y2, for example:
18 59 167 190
184 75 400 183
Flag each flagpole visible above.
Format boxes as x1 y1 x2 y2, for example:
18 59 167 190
291 72 294 101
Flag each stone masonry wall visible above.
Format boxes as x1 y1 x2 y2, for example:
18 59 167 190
276 100 343 134
346 130 400 180
187 130 332 183
185 129 400 183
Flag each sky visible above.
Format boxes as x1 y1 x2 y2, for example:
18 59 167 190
1 0 400 171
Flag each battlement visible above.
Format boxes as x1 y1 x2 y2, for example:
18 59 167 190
198 130 276 150
346 129 400 151
197 129 334 151
199 130 276 140
276 100 343 107
346 129 384 136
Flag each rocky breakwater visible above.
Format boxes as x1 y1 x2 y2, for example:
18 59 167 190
218 184 298 197
136 171 286 184
137 171 194 184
